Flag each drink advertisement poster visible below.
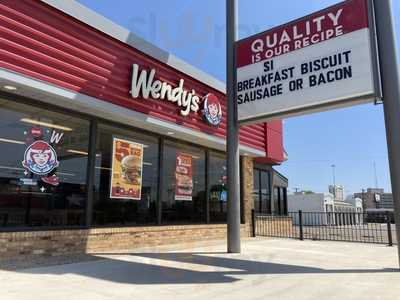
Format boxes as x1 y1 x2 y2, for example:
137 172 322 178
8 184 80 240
110 137 143 200
175 152 193 201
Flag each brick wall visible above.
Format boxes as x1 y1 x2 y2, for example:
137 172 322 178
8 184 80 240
242 157 255 233
0 224 250 261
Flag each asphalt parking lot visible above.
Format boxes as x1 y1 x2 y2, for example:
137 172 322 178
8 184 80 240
0 238 399 300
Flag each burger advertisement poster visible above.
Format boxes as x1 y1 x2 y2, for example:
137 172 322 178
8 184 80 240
110 137 144 200
175 153 193 201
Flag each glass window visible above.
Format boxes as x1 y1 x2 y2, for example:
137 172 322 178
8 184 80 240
92 124 159 226
253 169 271 213
260 170 271 214
0 98 89 228
273 187 280 215
253 169 261 213
209 152 227 223
162 141 206 224
279 187 287 215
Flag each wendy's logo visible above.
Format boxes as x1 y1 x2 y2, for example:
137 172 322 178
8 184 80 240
22 140 59 176
202 93 222 126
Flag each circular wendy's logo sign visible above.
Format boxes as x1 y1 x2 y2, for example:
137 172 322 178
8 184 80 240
22 141 59 176
202 93 222 126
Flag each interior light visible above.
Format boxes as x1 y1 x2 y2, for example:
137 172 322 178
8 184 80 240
95 166 112 171
20 118 73 131
56 172 75 176
0 165 24 171
0 137 25 145
67 149 88 155
3 85 17 91
143 162 153 166
167 131 174 135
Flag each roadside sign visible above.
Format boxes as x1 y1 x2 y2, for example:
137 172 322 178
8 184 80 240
236 0 381 124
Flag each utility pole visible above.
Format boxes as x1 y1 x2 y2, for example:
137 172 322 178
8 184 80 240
226 0 241 253
373 0 400 267
331 164 336 200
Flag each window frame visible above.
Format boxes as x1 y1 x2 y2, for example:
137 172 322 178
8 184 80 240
0 91 234 231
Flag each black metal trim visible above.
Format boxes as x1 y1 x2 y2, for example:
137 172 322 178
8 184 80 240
205 149 210 224
157 137 164 225
85 120 97 228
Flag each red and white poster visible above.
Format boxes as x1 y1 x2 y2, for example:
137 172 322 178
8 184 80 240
175 153 193 201
237 0 380 124
110 137 143 200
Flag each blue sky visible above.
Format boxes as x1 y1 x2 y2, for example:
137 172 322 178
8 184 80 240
77 0 400 196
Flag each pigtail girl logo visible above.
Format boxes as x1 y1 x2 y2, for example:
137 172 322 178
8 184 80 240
22 141 59 176
202 93 222 126
22 129 63 187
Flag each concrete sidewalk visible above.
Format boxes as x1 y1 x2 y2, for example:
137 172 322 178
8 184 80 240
0 238 399 300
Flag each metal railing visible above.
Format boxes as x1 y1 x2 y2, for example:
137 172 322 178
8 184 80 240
252 210 396 246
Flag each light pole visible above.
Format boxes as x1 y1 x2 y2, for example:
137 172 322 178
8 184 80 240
374 0 400 267
331 164 336 200
226 0 241 253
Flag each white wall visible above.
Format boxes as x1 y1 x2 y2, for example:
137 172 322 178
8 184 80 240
288 193 325 212
287 193 334 225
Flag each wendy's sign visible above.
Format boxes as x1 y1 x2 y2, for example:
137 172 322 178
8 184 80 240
130 64 222 126
236 0 381 124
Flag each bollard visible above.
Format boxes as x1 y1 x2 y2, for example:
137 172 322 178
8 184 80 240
251 209 256 237
299 210 304 241
387 211 393 247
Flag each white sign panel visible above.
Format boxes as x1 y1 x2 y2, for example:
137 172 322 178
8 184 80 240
236 0 380 124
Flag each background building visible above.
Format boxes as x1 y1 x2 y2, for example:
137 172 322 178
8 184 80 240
354 188 394 210
287 192 334 225
288 185 364 226
329 185 344 201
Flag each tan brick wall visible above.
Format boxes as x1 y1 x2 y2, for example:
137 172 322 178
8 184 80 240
0 224 250 261
242 157 254 235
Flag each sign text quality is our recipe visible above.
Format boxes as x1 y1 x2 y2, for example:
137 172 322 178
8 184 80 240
236 0 380 123
249 8 344 64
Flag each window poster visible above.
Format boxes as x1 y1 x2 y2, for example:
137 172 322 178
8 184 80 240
175 152 193 201
110 137 143 200
21 127 64 191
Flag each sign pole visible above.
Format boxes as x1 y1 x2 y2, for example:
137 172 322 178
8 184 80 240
373 0 400 267
226 0 241 253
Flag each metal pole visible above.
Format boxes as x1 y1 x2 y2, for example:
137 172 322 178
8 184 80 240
226 0 241 253
251 209 256 237
386 211 393 247
299 210 304 241
373 0 400 267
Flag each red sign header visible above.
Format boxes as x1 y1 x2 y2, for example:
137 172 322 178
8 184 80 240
237 0 369 68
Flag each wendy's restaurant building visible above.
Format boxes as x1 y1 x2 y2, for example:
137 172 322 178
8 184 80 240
0 0 289 259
